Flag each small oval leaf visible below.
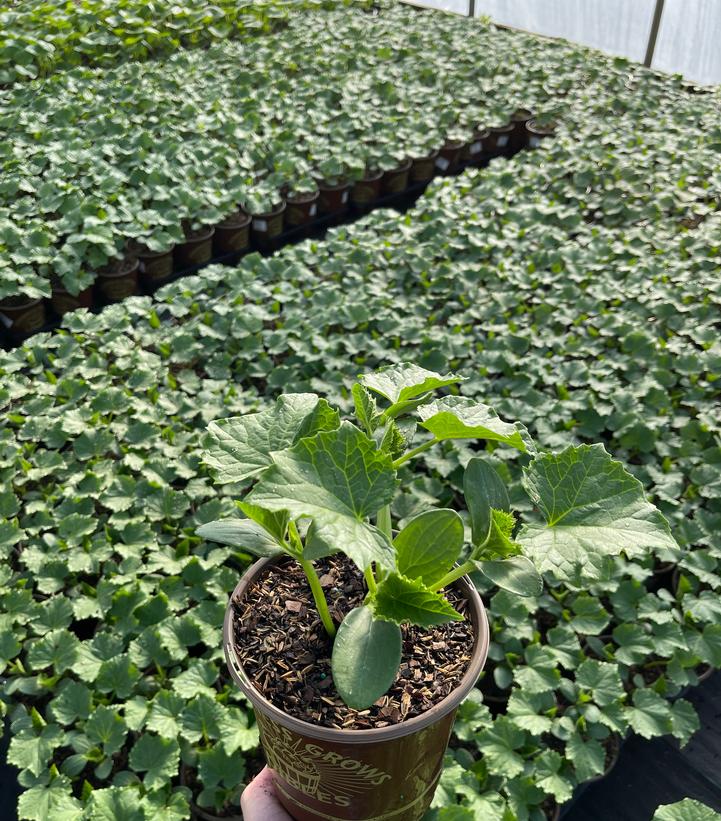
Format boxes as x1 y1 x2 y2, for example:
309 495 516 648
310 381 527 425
331 606 401 710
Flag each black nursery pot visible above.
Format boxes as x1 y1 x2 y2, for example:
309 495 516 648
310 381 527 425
286 190 321 230
435 140 465 175
409 149 440 184
174 226 215 271
510 108 534 151
126 242 174 288
213 211 252 256
0 295 47 338
96 256 140 301
381 159 412 196
50 283 94 317
526 119 556 148
460 129 490 164
486 122 515 157
351 169 384 208
223 556 490 821
317 179 352 219
251 201 287 250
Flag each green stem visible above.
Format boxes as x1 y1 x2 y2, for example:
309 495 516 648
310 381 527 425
364 565 377 595
376 505 392 538
300 559 336 638
392 439 438 468
430 560 476 592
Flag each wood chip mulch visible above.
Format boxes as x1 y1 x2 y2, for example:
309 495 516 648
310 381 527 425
232 555 475 730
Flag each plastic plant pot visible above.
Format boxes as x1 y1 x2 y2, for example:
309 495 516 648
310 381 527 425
526 119 556 148
0 295 47 338
435 140 465 175
223 555 490 821
510 108 534 151
96 256 140 302
409 149 440 184
486 122 515 157
213 211 252 256
351 169 384 208
126 243 174 286
251 201 287 250
317 179 352 219
286 190 321 229
381 159 412 196
460 129 490 165
50 283 94 317
175 226 215 271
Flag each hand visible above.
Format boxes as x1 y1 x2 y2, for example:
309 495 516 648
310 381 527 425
241 766 293 821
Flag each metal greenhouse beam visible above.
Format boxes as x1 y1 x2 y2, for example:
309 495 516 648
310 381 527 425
468 0 475 17
644 0 665 68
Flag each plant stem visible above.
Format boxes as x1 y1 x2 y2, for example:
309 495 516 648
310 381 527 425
430 560 476 592
376 505 392 538
392 438 437 468
364 565 377 595
300 559 336 638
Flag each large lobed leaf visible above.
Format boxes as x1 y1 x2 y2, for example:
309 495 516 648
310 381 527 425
248 422 396 571
204 394 339 483
519 444 679 581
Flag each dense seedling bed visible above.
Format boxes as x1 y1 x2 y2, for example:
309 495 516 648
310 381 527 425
2 144 719 816
0 0 705 308
0 0 357 86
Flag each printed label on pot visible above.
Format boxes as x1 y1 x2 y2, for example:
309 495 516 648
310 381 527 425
435 156 450 171
0 312 12 329
309 204 318 217
257 713 391 809
470 141 483 154
530 135 543 148
497 135 509 147
253 219 268 232
341 191 349 203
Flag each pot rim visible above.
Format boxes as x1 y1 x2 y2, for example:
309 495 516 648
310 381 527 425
252 200 287 219
97 257 141 277
218 211 252 229
0 295 44 309
181 226 216 244
223 555 490 744
489 122 515 134
287 189 321 204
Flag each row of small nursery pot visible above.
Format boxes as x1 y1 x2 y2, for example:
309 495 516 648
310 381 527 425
0 116 555 345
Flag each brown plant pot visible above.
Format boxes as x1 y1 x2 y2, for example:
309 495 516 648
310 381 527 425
351 169 384 208
460 130 489 164
409 149 440 184
127 243 174 287
286 190 321 229
50 284 94 317
223 557 490 821
318 180 352 217
381 159 412 196
213 212 252 256
526 119 556 149
0 295 47 337
175 227 215 271
510 109 534 151
435 141 464 175
486 123 515 157
251 201 287 249
96 257 140 302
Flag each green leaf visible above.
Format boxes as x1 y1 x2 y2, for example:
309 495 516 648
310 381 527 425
196 518 284 557
26 629 79 674
352 382 380 434
534 750 573 803
238 502 290 544
17 776 83 821
653 799 721 821
146 690 186 739
248 422 397 571
220 706 260 755
8 725 65 777
373 572 463 627
205 394 339 483
85 705 127 756
49 681 93 725
128 733 180 790
331 606 402 710
394 509 463 585
360 362 464 405
197 745 246 790
475 556 543 597
180 694 224 743
566 733 605 782
476 717 526 778
519 444 679 581
463 457 510 546
670 699 700 746
575 659 625 706
626 689 672 739
418 396 531 452
478 509 521 559
85 786 145 821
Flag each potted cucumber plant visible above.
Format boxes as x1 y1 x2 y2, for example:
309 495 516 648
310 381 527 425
198 363 678 821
